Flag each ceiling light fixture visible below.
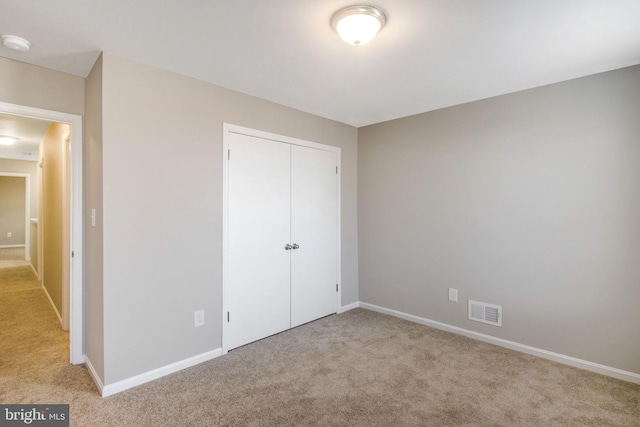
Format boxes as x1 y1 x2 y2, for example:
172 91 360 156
0 136 19 146
331 5 387 46
2 35 31 52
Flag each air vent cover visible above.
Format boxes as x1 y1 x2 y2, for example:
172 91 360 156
468 300 502 327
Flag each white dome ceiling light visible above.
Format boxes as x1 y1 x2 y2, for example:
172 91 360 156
0 136 19 146
331 5 387 46
2 35 31 52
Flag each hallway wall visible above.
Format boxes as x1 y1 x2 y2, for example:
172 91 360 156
40 122 70 320
0 176 25 246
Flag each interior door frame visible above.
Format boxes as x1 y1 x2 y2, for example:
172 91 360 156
0 101 84 364
222 123 341 354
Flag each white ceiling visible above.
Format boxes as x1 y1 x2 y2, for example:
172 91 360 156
0 113 50 161
1 0 639 127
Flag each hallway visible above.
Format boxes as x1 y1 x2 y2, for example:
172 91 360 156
0 264 89 403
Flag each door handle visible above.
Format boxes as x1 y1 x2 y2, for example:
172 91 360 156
284 244 293 250
292 243 300 250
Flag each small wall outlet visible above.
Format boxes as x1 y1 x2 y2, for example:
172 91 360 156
7 232 12 238
448 288 458 302
194 310 205 327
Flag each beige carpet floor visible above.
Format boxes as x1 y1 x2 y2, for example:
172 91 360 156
1 265 639 426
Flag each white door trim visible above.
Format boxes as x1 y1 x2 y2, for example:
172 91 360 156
61 132 71 331
0 101 84 364
222 123 341 354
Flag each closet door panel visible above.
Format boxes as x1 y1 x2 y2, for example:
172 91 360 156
290 145 338 327
226 133 291 350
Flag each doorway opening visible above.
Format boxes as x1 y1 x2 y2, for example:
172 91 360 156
0 101 83 364
0 173 30 266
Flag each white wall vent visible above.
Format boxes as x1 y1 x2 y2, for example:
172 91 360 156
468 300 502 327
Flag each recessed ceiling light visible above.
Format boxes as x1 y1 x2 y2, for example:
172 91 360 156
2 35 31 52
331 5 387 46
0 136 19 146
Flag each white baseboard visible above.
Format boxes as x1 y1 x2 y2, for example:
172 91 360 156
84 355 104 394
96 348 223 397
0 244 26 248
41 283 62 325
29 262 38 279
360 302 640 385
338 301 360 313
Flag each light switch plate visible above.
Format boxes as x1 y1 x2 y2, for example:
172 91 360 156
448 288 458 302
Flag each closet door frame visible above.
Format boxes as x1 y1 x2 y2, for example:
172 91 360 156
222 123 341 354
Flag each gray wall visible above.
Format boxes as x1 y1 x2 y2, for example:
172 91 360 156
0 176 25 245
0 56 84 115
0 159 38 218
92 53 358 385
85 54 105 380
358 65 640 374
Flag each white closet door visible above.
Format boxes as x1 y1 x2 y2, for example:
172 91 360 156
290 145 338 327
226 132 291 350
